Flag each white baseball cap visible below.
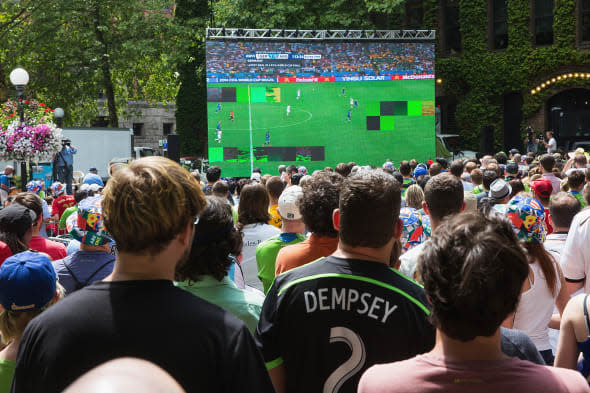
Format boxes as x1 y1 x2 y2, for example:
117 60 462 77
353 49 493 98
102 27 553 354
278 186 303 220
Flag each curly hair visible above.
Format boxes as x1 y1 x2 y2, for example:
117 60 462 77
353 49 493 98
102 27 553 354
299 171 344 237
420 211 528 341
175 197 243 282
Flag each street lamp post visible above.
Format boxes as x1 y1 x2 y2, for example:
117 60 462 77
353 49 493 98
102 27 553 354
54 107 64 128
9 68 30 190
53 108 64 182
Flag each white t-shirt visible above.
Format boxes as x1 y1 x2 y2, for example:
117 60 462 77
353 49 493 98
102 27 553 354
399 241 428 280
547 137 557 153
561 209 590 292
240 223 280 291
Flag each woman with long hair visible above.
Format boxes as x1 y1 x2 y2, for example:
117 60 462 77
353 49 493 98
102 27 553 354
236 183 280 291
500 195 569 365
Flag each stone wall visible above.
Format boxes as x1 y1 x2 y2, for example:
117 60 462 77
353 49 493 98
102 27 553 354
98 100 176 153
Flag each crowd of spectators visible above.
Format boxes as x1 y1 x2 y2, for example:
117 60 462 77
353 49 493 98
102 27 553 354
1 147 590 391
206 41 434 78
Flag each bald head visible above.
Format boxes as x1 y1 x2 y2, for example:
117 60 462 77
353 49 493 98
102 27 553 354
63 358 186 393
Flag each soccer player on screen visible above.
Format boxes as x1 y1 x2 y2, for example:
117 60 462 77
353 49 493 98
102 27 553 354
264 131 271 146
229 111 234 121
216 103 222 112
350 97 354 108
216 130 222 144
341 87 346 96
354 99 359 108
346 109 352 122
296 89 301 100
286 105 291 117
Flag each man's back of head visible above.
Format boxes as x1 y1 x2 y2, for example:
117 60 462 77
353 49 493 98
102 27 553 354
421 211 528 341
212 180 229 198
424 174 464 222
286 164 298 176
470 168 483 185
429 163 442 176
338 170 401 249
568 170 585 191
299 171 343 237
265 176 285 204
575 154 588 168
206 166 221 183
449 160 463 178
539 154 555 173
399 161 411 177
550 192 581 230
482 170 498 191
103 157 206 256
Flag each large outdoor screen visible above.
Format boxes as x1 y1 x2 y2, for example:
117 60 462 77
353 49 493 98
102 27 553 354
205 39 435 177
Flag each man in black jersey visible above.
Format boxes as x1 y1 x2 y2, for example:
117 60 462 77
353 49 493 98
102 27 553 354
256 169 435 393
11 157 274 393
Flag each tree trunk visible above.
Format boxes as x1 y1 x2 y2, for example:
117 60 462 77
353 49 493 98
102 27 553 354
93 7 118 127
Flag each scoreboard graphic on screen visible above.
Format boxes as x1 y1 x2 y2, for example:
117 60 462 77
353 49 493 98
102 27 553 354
205 30 436 177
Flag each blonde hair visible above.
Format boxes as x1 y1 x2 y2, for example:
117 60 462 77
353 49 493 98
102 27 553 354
405 184 425 210
102 157 206 255
0 282 64 344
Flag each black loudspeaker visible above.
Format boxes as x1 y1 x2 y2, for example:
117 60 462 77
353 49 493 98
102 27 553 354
167 134 180 163
480 125 494 155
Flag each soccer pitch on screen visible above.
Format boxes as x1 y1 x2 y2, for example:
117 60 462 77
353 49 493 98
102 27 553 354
206 41 435 177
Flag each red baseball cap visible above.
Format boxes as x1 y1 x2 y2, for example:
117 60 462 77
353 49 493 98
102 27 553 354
531 177 553 198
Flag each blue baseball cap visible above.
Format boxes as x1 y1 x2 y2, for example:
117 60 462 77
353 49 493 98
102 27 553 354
0 251 57 312
413 167 428 178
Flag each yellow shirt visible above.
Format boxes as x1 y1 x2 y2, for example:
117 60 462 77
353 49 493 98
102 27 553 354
268 204 282 229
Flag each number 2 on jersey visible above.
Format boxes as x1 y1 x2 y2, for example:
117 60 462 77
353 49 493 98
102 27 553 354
323 326 367 393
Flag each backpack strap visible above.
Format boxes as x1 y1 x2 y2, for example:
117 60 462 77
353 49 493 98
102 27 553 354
63 261 84 290
64 257 114 291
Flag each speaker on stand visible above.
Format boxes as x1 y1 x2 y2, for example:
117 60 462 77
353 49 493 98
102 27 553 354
480 125 494 155
167 134 180 163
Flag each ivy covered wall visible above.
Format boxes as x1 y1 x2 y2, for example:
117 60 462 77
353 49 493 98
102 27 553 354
429 0 590 150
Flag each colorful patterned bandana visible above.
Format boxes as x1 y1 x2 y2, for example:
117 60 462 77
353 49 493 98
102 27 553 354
50 182 65 197
66 195 112 246
400 207 430 253
26 180 43 195
502 195 547 243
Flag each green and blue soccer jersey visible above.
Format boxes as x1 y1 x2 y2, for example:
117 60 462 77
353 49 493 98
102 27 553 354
255 255 434 393
256 233 306 294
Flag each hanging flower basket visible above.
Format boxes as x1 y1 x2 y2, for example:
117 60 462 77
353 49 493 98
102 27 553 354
0 99 62 162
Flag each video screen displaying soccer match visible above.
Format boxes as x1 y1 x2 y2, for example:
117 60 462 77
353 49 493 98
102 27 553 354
206 39 435 177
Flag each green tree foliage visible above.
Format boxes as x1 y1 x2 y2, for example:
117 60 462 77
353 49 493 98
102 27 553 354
213 0 404 29
175 0 208 156
0 0 183 127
